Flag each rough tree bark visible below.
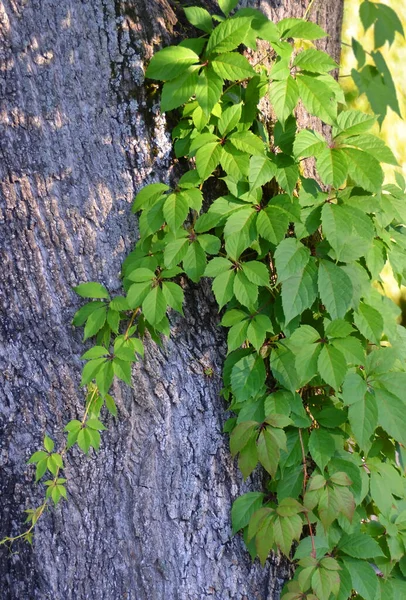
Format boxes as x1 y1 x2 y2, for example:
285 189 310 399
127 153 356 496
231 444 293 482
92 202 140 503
0 0 343 598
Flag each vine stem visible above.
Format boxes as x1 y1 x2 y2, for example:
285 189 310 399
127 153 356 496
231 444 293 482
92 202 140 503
0 386 99 547
304 0 318 21
298 428 317 560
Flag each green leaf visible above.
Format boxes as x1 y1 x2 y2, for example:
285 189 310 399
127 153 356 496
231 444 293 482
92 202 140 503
81 346 109 360
242 261 269 287
28 450 48 464
352 37 366 68
270 344 301 393
205 257 232 277
228 131 265 156
325 319 354 339
281 261 318 324
84 307 107 340
278 18 327 40
341 557 378 600
269 77 299 124
142 286 167 325
195 66 223 117
318 344 347 389
227 319 249 352
195 142 222 180
81 357 106 386
44 435 54 453
294 49 338 73
248 156 277 189
132 183 169 213
309 428 336 472
127 282 151 309
220 145 250 178
95 361 114 397
374 386 406 446
338 532 385 559
232 493 266 541
206 16 254 55
322 203 373 263
127 268 155 283
105 394 117 417
345 133 397 165
77 428 92 454
218 0 239 17
183 241 206 283
231 353 266 402
161 67 200 112
348 390 377 451
331 337 365 365
233 270 258 309
73 282 109 299
257 206 289 245
212 53 255 80
212 269 236 309
311 566 339 600
184 6 212 33
163 193 189 231
112 358 132 385
317 148 348 188
247 314 273 351
318 260 353 320
343 148 383 193
230 420 258 456
257 428 281 477
296 74 337 125
164 237 189 268
86 418 107 431
293 129 327 159
255 513 276 565
72 301 106 327
274 238 310 283
218 103 243 136
146 46 200 81
161 282 184 314
138 197 165 237
354 302 383 344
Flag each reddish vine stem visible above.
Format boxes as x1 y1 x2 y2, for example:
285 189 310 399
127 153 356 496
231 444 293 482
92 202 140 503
298 428 317 560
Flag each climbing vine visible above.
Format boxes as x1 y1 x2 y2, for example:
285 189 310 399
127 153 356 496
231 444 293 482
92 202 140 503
2 1 406 598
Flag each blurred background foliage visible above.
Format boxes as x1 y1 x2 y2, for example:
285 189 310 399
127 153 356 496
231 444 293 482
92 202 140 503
341 0 406 315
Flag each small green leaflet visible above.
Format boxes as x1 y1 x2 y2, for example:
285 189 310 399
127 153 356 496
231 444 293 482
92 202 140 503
269 77 299 124
293 49 338 73
318 344 347 390
278 18 327 40
354 302 383 344
73 282 109 299
281 260 318 324
296 74 337 125
218 0 239 17
248 156 277 189
318 260 353 320
317 148 348 188
196 66 223 117
146 46 200 81
206 16 254 56
293 129 327 159
309 428 336 471
161 67 200 112
231 492 265 533
184 6 212 33
274 238 310 283
212 53 255 80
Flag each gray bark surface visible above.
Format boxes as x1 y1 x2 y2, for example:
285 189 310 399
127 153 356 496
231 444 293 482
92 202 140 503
0 1 342 598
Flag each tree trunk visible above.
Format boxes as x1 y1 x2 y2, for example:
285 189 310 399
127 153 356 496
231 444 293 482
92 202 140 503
0 1 343 598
